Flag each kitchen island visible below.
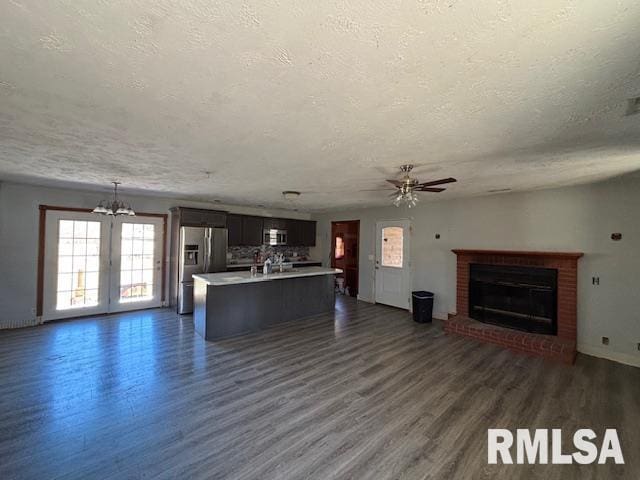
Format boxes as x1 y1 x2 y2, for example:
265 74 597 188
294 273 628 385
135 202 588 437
193 267 342 341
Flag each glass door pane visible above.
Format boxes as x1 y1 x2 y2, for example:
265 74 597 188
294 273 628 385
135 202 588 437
43 212 110 321
381 226 404 268
110 217 163 312
55 220 102 310
119 223 155 302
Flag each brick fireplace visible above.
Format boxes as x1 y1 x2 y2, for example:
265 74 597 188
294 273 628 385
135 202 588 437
444 249 583 364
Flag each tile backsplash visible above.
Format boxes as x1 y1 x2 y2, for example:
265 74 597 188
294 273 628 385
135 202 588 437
228 245 311 263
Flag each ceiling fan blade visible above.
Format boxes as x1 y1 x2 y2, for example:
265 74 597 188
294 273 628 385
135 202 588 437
418 177 457 187
386 179 404 187
416 187 446 192
358 188 395 192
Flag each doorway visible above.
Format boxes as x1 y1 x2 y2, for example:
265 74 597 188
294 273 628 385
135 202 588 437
40 207 166 321
331 220 359 297
375 219 411 309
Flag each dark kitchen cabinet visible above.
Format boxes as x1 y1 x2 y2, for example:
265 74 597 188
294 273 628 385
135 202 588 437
286 219 316 246
227 214 243 246
286 220 302 246
263 217 288 230
242 215 264 246
176 208 227 228
227 214 263 246
218 212 313 247
301 220 316 246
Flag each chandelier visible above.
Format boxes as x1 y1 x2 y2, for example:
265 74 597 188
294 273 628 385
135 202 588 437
392 183 420 208
92 182 135 216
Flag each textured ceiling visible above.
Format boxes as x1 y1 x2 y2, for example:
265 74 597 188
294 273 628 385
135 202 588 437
1 1 640 211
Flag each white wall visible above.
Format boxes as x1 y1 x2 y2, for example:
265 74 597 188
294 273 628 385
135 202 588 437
0 181 310 330
313 174 640 367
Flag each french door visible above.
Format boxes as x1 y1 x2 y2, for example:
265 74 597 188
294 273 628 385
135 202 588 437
43 211 164 321
375 220 411 310
109 217 163 313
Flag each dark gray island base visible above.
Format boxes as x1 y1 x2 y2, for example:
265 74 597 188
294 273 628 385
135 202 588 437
193 268 341 341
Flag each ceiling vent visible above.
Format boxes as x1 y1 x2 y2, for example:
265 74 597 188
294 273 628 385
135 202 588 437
625 96 640 116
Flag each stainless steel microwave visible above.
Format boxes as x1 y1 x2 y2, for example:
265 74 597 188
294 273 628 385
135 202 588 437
264 229 287 245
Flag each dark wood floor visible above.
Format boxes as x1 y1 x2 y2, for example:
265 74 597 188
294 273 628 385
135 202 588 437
1 297 638 479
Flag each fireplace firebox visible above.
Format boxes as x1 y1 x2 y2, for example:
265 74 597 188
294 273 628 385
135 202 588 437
469 263 557 335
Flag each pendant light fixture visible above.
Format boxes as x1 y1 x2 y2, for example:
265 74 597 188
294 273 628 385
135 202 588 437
92 182 135 216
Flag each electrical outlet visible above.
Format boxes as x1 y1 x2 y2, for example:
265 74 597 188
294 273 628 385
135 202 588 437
602 337 609 346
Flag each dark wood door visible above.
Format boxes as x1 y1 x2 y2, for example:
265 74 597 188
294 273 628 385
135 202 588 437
242 216 264 246
227 214 243 246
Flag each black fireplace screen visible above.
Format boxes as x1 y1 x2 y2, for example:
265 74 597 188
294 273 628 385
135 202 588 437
469 263 558 335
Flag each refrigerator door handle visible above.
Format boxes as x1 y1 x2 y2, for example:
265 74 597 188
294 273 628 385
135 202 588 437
203 231 208 273
204 228 213 273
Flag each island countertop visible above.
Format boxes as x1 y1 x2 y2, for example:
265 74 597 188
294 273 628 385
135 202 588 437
193 267 342 286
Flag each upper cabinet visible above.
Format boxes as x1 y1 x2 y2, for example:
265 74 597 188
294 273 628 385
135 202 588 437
172 207 227 228
227 214 243 246
263 217 288 230
178 208 315 246
301 220 316 246
242 216 264 246
228 214 264 246
286 219 316 246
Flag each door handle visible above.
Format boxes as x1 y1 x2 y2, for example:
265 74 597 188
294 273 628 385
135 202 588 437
203 239 209 272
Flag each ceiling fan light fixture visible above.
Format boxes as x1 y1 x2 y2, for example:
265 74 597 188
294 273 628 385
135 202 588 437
386 165 455 207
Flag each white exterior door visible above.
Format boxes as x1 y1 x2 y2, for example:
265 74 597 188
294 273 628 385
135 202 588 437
109 217 164 312
42 212 164 321
375 220 411 309
43 211 111 320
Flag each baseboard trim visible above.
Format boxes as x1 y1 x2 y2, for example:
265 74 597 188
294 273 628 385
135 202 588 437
356 295 375 304
578 344 640 368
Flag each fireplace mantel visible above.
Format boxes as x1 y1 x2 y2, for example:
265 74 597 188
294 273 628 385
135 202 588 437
446 249 583 364
452 249 583 259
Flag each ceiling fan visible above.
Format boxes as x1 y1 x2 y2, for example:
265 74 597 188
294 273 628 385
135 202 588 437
386 165 456 207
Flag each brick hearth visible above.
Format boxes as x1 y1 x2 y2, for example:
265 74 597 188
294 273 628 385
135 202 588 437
445 249 583 364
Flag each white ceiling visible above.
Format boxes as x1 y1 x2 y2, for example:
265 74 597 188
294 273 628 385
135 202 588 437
1 1 640 211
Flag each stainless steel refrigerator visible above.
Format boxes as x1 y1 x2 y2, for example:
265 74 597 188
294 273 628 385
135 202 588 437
178 226 228 314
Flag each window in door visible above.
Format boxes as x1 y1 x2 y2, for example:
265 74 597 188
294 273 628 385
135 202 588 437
119 223 156 303
381 226 403 268
335 236 345 259
56 220 102 310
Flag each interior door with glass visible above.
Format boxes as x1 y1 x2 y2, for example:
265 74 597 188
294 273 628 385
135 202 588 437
109 217 164 312
43 212 111 321
375 220 411 309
